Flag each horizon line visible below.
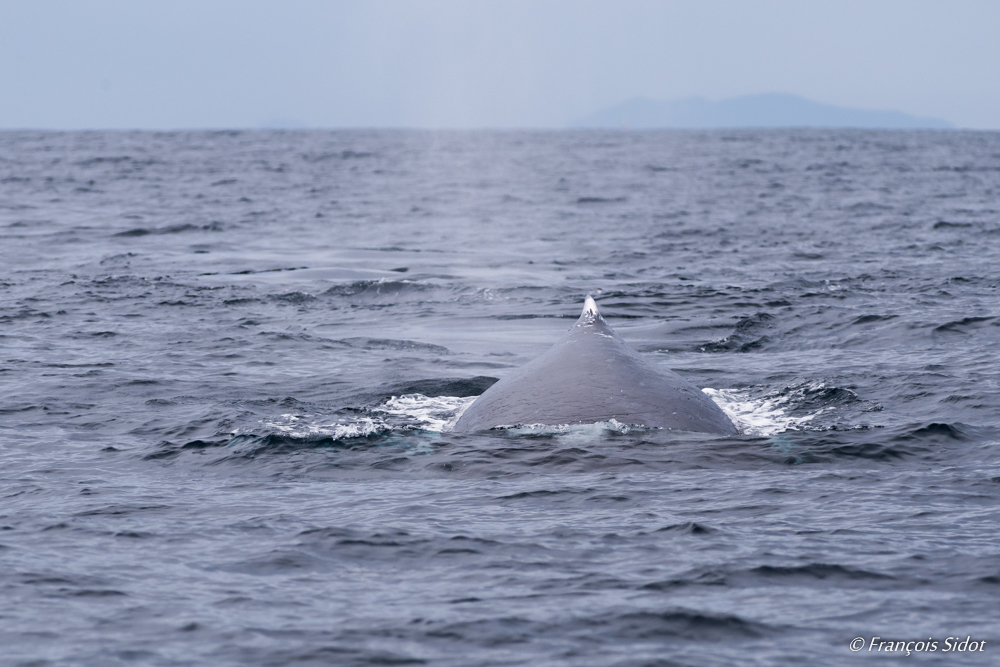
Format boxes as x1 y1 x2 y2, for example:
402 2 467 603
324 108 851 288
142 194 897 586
0 125 989 132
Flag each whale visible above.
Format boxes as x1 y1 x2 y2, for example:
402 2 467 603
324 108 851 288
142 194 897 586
452 297 738 434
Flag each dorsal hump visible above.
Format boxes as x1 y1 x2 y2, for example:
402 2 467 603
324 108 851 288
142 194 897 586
579 295 600 324
576 294 604 324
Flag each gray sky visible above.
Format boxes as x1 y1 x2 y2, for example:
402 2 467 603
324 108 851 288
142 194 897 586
1 0 998 129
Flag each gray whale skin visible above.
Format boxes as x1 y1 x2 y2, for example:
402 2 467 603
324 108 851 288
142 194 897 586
452 297 738 434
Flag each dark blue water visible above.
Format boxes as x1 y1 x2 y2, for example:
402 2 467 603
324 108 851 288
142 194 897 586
2 129 1000 666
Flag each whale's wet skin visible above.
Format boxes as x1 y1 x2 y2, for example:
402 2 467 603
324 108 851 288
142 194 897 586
454 296 737 434
2 129 1000 666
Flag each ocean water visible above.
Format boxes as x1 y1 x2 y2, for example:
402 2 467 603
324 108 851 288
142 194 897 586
1 128 999 666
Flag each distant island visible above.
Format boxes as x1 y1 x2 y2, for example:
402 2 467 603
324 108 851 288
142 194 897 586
572 93 954 129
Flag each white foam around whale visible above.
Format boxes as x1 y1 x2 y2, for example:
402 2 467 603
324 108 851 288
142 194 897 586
252 389 824 440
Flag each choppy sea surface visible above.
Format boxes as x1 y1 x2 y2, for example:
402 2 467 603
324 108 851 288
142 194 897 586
2 129 1000 666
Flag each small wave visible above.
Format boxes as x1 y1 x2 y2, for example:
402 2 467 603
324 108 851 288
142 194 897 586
592 608 775 641
748 563 894 581
322 278 434 301
656 522 716 535
576 196 627 204
339 338 450 354
379 376 497 399
114 222 221 237
701 312 775 352
269 291 317 304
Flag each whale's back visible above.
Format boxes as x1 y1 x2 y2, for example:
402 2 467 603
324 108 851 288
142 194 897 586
453 298 737 434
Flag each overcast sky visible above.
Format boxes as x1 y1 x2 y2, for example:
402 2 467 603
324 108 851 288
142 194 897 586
1 0 998 129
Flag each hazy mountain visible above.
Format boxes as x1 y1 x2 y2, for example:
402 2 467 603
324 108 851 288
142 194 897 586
573 93 953 129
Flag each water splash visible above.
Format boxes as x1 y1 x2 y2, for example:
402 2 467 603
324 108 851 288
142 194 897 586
703 388 825 436
259 414 390 439
380 394 476 431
